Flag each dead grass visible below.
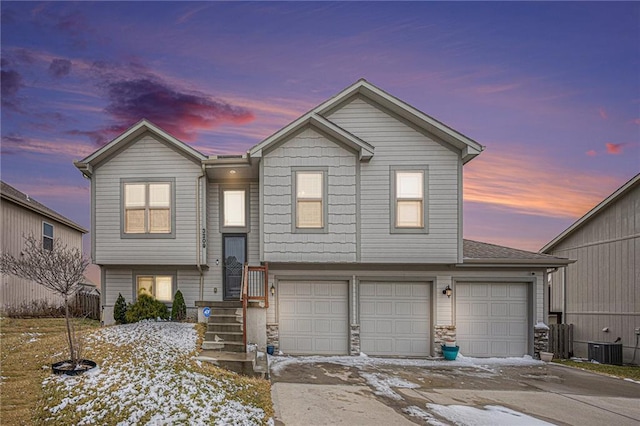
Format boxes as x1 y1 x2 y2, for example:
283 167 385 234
0 317 99 425
553 359 640 381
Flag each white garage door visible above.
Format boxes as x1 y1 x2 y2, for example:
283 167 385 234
456 282 529 357
279 281 348 355
360 282 431 356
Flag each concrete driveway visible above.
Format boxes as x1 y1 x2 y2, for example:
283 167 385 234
269 357 640 425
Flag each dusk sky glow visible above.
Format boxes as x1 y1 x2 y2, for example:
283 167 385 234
1 2 639 284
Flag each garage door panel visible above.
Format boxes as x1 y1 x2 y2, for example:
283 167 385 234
457 283 528 357
491 303 508 316
360 282 431 356
279 281 348 355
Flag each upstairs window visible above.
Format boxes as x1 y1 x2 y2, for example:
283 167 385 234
390 167 428 233
43 222 54 250
123 182 172 235
295 171 325 229
136 275 173 302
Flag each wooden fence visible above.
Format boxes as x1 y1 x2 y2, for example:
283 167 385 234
71 292 100 320
549 323 574 359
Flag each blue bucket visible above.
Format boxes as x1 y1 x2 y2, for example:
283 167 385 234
441 345 459 360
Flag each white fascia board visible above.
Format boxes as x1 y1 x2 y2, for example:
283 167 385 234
315 79 484 159
249 113 374 160
77 119 206 166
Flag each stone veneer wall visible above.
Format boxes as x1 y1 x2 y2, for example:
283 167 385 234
534 324 549 359
266 323 279 351
434 325 456 356
350 324 360 355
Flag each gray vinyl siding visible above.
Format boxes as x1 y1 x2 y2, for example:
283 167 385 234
262 127 357 262
327 97 460 263
1 199 84 308
93 134 202 265
548 183 639 364
206 181 260 299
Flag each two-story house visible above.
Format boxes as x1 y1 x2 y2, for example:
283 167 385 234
75 79 569 358
1 181 88 310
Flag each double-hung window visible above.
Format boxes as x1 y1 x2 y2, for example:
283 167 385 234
294 169 327 231
391 167 428 233
123 180 173 236
43 222 54 250
136 275 173 302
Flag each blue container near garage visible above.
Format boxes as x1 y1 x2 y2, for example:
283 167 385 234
441 345 459 360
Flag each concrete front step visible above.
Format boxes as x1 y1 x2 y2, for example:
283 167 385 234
202 341 245 352
205 331 244 342
196 350 266 377
208 307 243 316
208 314 242 324
207 323 243 333
209 301 243 308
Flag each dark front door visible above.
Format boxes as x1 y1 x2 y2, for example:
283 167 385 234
223 235 246 300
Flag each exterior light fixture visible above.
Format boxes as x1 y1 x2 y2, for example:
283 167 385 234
442 285 452 298
270 284 276 296
229 169 237 175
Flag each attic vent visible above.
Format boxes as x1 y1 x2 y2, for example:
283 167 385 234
216 155 243 159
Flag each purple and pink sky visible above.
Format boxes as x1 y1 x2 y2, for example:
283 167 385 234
1 2 639 284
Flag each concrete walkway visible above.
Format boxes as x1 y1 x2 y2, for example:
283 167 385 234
270 359 640 425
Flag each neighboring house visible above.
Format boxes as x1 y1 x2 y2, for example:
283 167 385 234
75 79 569 358
542 174 639 364
0 181 88 310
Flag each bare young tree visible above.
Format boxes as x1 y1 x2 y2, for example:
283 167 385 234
1 234 90 367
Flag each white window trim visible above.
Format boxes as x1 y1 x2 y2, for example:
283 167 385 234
292 167 328 234
120 178 176 239
389 166 429 234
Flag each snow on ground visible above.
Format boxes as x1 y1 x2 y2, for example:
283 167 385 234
426 404 554 426
42 321 269 425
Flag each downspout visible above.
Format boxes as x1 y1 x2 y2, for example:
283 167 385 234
196 164 206 301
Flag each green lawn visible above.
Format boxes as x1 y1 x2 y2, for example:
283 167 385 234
553 359 640 381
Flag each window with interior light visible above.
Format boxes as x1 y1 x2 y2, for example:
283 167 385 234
293 169 327 232
136 275 173 302
43 222 54 250
390 166 428 233
220 185 249 232
121 179 175 238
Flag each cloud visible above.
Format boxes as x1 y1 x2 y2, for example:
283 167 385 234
586 150 597 157
1 69 23 110
48 58 72 78
1 134 94 158
464 147 621 219
633 118 640 125
605 142 625 154
598 107 608 120
102 78 255 141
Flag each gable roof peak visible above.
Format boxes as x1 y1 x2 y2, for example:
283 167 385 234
74 119 207 177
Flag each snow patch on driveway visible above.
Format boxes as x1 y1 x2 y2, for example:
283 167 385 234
427 403 555 426
270 353 542 376
360 372 419 400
